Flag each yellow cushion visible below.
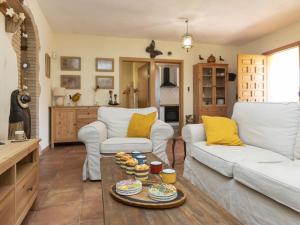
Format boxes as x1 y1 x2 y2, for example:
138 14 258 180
127 112 157 138
202 116 243 146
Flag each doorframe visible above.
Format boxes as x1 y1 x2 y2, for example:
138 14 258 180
119 57 184 133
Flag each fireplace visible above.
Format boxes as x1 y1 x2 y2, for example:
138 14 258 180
165 106 179 122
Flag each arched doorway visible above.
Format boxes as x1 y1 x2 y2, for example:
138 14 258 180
11 5 40 138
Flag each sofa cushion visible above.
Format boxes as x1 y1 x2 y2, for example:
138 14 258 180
232 102 300 159
98 107 158 138
190 142 288 177
234 161 300 212
100 137 152 154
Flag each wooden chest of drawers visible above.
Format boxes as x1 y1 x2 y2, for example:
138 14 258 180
0 139 39 225
50 106 99 148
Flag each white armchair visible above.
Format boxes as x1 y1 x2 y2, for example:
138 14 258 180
78 107 174 180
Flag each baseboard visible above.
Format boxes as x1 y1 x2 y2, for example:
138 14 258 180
39 145 50 155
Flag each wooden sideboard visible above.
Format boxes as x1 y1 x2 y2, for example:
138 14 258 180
0 139 39 225
50 106 99 148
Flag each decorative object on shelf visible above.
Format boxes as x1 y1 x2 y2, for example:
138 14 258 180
8 87 31 140
199 55 204 61
21 23 28 50
21 61 30 70
60 56 81 71
52 87 66 106
185 115 195 124
181 18 193 52
95 75 114 89
45 53 51 78
146 40 162 58
167 51 172 56
108 90 113 105
219 56 225 62
228 73 237 81
69 93 82 106
61 75 81 89
0 0 26 33
207 54 216 63
113 94 119 105
96 58 114 72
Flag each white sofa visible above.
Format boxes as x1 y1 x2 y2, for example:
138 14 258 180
182 102 300 225
78 107 174 180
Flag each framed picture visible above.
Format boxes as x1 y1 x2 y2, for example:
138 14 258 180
61 56 81 71
61 75 81 89
45 53 51 78
95 76 114 89
96 58 114 72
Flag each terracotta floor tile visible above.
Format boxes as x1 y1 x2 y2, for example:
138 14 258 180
41 186 83 208
30 202 81 225
80 219 104 225
80 200 103 222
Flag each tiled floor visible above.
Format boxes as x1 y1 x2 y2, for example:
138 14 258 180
22 140 185 225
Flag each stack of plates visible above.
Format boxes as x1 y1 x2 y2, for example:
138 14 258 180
148 183 177 202
116 179 142 196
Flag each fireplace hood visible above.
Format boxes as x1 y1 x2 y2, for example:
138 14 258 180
161 67 176 87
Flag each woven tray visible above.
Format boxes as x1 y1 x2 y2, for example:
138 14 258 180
110 183 186 209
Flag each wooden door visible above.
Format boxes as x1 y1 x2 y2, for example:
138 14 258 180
238 54 267 102
138 64 150 108
53 109 77 142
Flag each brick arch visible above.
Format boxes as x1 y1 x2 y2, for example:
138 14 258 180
11 5 40 138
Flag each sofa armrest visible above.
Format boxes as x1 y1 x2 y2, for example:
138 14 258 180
78 121 108 144
150 120 174 165
182 124 206 143
150 120 174 141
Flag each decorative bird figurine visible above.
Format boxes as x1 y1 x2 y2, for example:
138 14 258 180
219 56 225 61
146 40 163 58
199 55 204 61
69 93 81 106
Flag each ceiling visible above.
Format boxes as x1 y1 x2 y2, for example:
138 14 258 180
36 0 300 45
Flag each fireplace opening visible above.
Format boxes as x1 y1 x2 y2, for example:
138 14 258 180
165 106 179 123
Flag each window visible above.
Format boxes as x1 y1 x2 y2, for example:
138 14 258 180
267 46 299 102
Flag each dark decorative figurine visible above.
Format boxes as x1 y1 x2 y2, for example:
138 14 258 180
207 54 216 63
219 56 225 61
199 55 204 61
146 40 163 58
8 88 31 140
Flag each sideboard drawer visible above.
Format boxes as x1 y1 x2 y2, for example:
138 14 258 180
0 190 14 225
16 166 38 220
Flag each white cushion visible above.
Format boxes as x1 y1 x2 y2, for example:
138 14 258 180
190 142 288 177
98 107 158 138
100 137 152 154
234 161 300 212
232 102 300 159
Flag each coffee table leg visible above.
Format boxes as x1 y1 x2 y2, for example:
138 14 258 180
172 139 176 168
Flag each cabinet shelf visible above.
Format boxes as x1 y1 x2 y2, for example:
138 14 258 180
17 163 35 183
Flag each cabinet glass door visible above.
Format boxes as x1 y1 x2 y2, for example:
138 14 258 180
202 67 213 106
215 67 226 105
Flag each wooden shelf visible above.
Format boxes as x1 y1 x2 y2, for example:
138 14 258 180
0 185 14 202
17 163 35 183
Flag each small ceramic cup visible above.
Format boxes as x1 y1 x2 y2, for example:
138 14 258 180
159 169 176 184
15 130 26 141
136 155 147 165
131 151 141 158
150 161 163 174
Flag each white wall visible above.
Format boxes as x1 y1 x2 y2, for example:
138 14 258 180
0 15 19 141
52 33 239 116
240 20 300 54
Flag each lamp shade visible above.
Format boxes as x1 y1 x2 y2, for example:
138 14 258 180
182 34 193 51
53 87 66 97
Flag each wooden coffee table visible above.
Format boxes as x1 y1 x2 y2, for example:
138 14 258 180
101 154 242 225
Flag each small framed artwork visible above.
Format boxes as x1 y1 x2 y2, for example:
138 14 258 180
45 53 51 78
61 75 81 89
61 56 81 71
96 58 114 72
95 76 114 89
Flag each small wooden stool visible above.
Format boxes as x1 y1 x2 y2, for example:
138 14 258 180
172 136 186 168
